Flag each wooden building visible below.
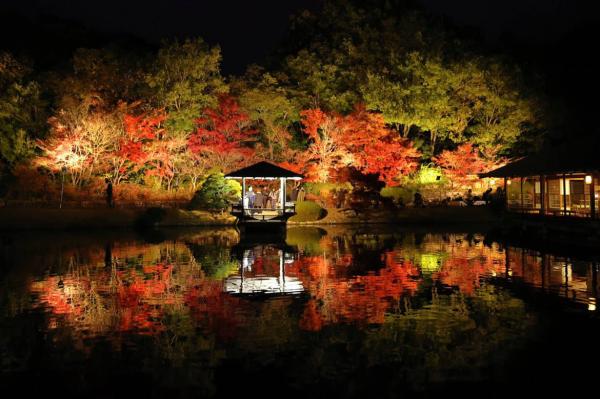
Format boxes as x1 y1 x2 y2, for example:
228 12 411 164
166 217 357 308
481 146 600 218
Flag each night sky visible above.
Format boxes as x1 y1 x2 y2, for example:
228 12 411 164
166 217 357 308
2 0 599 73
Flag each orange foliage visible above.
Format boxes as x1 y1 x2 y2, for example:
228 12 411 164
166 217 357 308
300 106 420 184
188 95 258 173
433 143 502 189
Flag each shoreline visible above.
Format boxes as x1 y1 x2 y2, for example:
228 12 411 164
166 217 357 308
1 206 599 250
0 206 501 231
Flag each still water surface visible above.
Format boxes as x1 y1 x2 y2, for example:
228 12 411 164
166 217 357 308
1 226 599 398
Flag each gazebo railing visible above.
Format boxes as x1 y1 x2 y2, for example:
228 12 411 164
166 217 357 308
231 203 296 216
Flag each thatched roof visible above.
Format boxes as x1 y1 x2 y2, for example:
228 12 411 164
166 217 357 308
225 161 303 179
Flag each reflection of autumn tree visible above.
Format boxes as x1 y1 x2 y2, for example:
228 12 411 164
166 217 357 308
292 251 421 330
432 238 505 295
29 240 238 341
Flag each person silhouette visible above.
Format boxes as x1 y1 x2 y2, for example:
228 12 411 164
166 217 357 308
413 191 424 207
105 178 114 208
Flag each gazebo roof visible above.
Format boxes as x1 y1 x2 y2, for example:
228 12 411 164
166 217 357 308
224 161 303 179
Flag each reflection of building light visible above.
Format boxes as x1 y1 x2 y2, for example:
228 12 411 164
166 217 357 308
588 302 596 311
507 179 512 185
585 175 593 184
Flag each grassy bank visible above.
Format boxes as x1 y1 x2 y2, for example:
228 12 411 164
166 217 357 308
0 208 236 231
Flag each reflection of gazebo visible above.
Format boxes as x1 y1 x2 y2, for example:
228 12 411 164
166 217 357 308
225 161 303 223
224 243 304 296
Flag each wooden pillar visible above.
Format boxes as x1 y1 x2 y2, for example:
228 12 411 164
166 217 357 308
279 178 285 213
278 249 284 292
242 177 246 212
562 174 567 216
520 177 524 211
540 175 545 216
590 175 596 219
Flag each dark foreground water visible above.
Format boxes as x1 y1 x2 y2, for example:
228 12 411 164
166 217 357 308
1 225 599 398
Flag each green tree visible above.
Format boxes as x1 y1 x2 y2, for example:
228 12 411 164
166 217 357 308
146 38 228 134
190 173 241 212
235 66 298 161
0 53 45 173
277 0 543 157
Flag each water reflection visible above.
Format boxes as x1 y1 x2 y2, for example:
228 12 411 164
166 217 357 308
507 247 599 310
226 244 303 295
0 226 599 397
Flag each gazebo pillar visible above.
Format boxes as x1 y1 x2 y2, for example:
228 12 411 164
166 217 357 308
242 177 247 213
520 178 524 211
562 174 567 216
540 175 545 216
279 177 285 214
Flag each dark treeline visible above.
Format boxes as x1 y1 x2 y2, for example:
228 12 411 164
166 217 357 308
0 0 581 202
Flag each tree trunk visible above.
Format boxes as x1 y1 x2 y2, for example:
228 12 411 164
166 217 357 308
402 124 410 138
430 130 437 154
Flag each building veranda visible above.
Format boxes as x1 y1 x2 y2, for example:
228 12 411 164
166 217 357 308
481 145 600 219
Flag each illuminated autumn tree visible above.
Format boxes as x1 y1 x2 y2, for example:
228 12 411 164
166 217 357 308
340 106 421 186
300 108 349 181
108 110 166 185
37 99 122 186
188 95 258 174
433 143 500 190
301 107 420 184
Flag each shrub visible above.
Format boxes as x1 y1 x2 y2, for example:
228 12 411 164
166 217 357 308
289 200 327 222
189 173 241 212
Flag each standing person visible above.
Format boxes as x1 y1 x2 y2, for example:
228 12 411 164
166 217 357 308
297 185 306 202
482 188 493 204
413 191 424 208
273 188 280 209
255 189 264 210
247 186 256 210
266 189 275 209
465 189 473 206
290 183 300 201
243 193 249 214
105 178 114 208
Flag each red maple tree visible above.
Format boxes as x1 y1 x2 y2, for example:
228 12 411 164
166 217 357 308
109 111 166 184
433 143 500 189
188 95 258 173
300 106 420 185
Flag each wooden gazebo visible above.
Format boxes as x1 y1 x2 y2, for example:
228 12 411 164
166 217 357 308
225 161 303 223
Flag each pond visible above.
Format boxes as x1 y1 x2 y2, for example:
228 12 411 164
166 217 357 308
1 225 599 398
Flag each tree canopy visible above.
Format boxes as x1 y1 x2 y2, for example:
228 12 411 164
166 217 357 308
0 0 555 202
